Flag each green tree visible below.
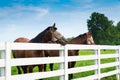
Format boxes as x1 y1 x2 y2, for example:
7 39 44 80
115 21 120 44
87 12 114 45
116 21 120 31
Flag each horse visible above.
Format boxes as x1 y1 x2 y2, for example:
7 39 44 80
44 32 95 80
12 37 30 74
12 23 67 78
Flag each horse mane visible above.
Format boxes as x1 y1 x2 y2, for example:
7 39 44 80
30 27 51 43
77 33 86 38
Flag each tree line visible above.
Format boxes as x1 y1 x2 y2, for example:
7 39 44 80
87 12 120 45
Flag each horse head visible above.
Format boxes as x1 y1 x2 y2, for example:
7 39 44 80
86 32 95 45
44 23 67 45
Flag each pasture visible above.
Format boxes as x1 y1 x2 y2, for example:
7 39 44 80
11 50 117 80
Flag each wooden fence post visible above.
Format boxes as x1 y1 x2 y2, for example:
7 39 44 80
94 49 98 77
94 46 101 80
64 45 68 80
59 50 65 80
0 50 5 77
98 46 101 80
116 48 120 80
5 42 11 80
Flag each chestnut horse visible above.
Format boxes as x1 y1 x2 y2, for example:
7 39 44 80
12 24 67 78
44 32 95 80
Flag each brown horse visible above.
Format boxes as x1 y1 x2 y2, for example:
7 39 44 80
13 37 30 74
44 32 95 80
12 23 67 77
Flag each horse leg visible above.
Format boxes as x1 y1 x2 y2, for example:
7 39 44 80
68 62 73 80
38 65 44 80
28 65 34 73
71 61 76 68
21 66 28 73
69 61 76 79
17 66 22 74
44 64 46 71
38 64 44 72
50 63 54 71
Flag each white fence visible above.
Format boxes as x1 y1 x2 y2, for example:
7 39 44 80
0 42 120 80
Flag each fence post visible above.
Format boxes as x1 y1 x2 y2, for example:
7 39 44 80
59 50 65 80
0 50 5 77
116 48 120 80
94 46 101 80
94 49 98 76
64 45 68 80
5 42 11 80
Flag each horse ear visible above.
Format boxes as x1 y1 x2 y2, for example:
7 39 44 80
53 23 56 27
87 32 91 35
51 23 57 31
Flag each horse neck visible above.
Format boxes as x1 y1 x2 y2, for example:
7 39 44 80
68 36 87 44
68 36 87 56
30 30 47 43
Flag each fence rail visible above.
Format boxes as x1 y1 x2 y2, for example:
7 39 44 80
0 42 120 80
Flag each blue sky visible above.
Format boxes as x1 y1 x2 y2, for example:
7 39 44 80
0 0 120 42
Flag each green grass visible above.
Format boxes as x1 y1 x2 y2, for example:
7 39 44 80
11 50 118 80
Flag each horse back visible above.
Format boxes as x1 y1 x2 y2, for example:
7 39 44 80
12 37 30 58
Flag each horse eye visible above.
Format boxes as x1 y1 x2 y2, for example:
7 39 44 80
55 27 57 30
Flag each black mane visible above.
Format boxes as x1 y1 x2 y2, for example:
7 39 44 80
77 33 86 38
30 27 51 43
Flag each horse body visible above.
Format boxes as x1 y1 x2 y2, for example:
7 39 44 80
44 32 95 79
12 23 67 80
13 37 29 59
12 37 30 74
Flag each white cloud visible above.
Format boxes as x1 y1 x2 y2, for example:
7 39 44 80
0 5 49 42
0 5 49 19
0 23 36 42
0 1 120 42
36 8 48 19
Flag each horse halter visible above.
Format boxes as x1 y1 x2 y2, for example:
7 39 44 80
86 32 95 45
51 31 67 45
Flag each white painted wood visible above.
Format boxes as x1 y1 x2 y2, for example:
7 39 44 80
68 55 97 62
116 49 120 80
100 54 118 59
66 44 98 50
59 50 65 80
0 76 5 80
0 59 5 67
11 57 64 66
101 62 119 68
5 42 12 80
0 42 120 80
94 49 98 80
0 43 5 50
0 43 5 77
0 51 5 77
10 43 64 50
101 70 118 78
97 46 101 80
64 46 68 80
72 74 98 80
68 65 97 74
118 48 120 80
11 70 64 80
99 45 119 49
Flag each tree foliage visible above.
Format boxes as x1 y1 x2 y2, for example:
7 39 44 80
87 12 120 45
